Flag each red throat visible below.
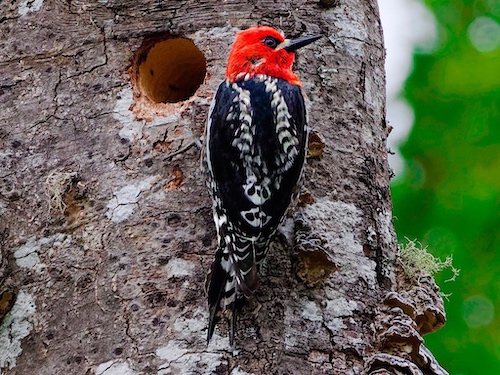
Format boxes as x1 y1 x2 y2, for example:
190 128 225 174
225 26 302 86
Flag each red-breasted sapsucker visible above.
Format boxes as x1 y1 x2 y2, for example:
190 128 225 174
204 26 321 344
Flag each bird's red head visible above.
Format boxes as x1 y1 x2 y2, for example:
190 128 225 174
226 26 321 86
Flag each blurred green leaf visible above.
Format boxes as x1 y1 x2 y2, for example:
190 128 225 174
391 0 500 373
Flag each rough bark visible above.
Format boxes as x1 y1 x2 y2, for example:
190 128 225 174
0 1 447 374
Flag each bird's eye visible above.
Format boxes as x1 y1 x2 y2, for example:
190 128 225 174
263 36 279 49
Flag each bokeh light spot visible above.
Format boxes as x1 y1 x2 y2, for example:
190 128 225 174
405 159 426 188
467 16 500 53
423 226 458 256
487 0 500 17
462 295 495 328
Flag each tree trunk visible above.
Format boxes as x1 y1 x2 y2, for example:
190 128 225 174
0 1 447 374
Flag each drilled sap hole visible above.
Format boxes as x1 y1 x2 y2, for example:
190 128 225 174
136 36 206 103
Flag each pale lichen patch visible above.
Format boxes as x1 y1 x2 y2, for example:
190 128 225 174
324 290 358 317
18 0 44 16
113 87 179 142
165 258 196 279
14 234 71 274
172 307 205 334
155 340 189 363
95 360 137 375
13 236 43 272
156 340 226 375
300 300 323 322
0 290 36 370
295 198 377 287
323 292 358 336
106 176 159 223
291 199 379 355
325 9 368 58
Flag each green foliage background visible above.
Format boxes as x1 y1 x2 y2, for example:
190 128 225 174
390 1 500 373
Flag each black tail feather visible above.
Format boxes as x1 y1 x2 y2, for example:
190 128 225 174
229 304 238 346
206 250 227 344
206 248 246 346
206 240 257 345
207 289 224 344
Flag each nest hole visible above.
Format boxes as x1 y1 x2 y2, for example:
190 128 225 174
134 35 206 104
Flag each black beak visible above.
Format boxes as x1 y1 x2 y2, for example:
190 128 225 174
283 35 322 53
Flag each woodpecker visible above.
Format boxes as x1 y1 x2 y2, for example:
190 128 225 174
204 26 321 344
